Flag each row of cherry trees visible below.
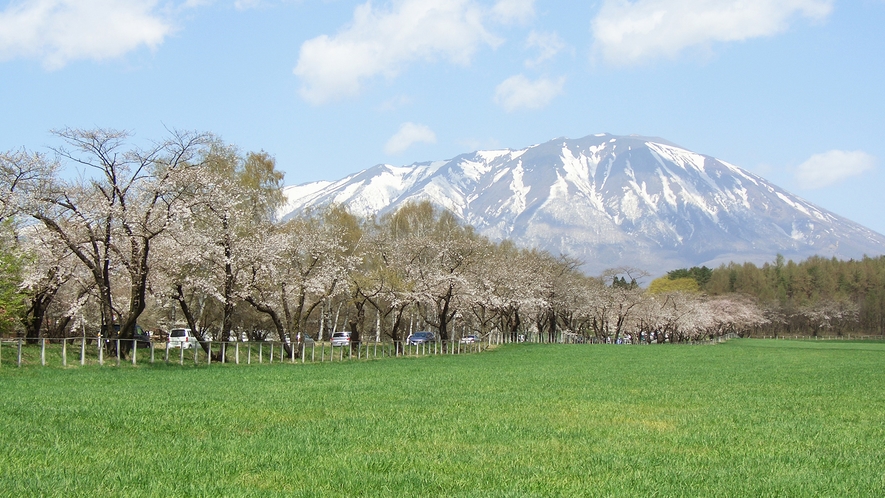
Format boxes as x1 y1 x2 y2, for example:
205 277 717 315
1 130 769 354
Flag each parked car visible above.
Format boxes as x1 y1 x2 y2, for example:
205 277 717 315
330 331 353 347
296 333 316 346
283 334 314 346
105 324 151 349
168 328 197 349
407 331 437 345
460 334 480 344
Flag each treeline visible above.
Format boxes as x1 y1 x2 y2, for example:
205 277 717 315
0 129 880 356
697 255 885 335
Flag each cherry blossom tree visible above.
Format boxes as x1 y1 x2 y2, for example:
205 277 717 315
151 142 285 358
3 129 211 356
240 206 359 352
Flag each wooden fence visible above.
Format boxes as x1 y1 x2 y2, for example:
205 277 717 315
0 336 492 368
0 331 822 369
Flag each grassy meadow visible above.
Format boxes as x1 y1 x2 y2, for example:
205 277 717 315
1 340 884 496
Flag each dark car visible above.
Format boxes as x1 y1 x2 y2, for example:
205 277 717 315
104 324 151 356
407 331 437 345
109 324 151 347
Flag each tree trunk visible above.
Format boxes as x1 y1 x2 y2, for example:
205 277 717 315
23 291 53 344
243 296 294 358
348 299 366 344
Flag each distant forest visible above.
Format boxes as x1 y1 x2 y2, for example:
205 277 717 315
682 255 885 336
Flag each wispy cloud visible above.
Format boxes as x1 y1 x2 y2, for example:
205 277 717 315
385 122 437 154
795 150 876 189
494 74 565 111
524 30 566 67
294 0 500 105
491 0 534 24
591 0 833 65
234 0 262 10
377 94 414 112
0 0 185 69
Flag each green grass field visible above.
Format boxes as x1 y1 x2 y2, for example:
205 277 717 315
1 340 883 496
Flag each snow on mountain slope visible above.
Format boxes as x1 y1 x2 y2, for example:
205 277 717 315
280 134 885 276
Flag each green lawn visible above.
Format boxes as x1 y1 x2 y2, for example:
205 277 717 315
1 340 883 496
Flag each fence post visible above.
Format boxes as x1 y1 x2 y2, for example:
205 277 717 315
208 341 212 366
115 339 121 367
17 338 23 367
62 338 68 367
41 338 46 366
98 336 103 366
179 345 184 366
259 343 263 364
235 342 240 365
248 343 252 365
80 333 86 366
311 342 315 363
150 342 155 364
132 339 137 366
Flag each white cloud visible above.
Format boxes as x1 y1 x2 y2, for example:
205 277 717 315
385 122 437 155
234 0 262 10
494 74 565 111
0 0 177 69
591 0 833 65
491 0 534 24
181 0 213 7
524 30 565 67
377 94 414 112
294 0 500 105
795 150 876 189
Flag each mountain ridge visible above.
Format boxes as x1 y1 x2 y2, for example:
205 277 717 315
280 133 885 276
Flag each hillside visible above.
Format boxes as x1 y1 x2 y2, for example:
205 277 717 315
281 134 885 275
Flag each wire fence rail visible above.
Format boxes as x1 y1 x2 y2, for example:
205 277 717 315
6 331 862 369
755 334 882 340
0 336 495 369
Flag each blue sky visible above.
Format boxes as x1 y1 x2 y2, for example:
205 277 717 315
2 0 884 234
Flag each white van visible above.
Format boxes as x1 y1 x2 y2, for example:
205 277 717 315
168 328 197 349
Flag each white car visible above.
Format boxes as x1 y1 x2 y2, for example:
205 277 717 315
330 331 353 347
168 328 197 349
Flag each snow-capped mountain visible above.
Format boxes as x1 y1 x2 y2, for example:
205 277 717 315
280 134 885 276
